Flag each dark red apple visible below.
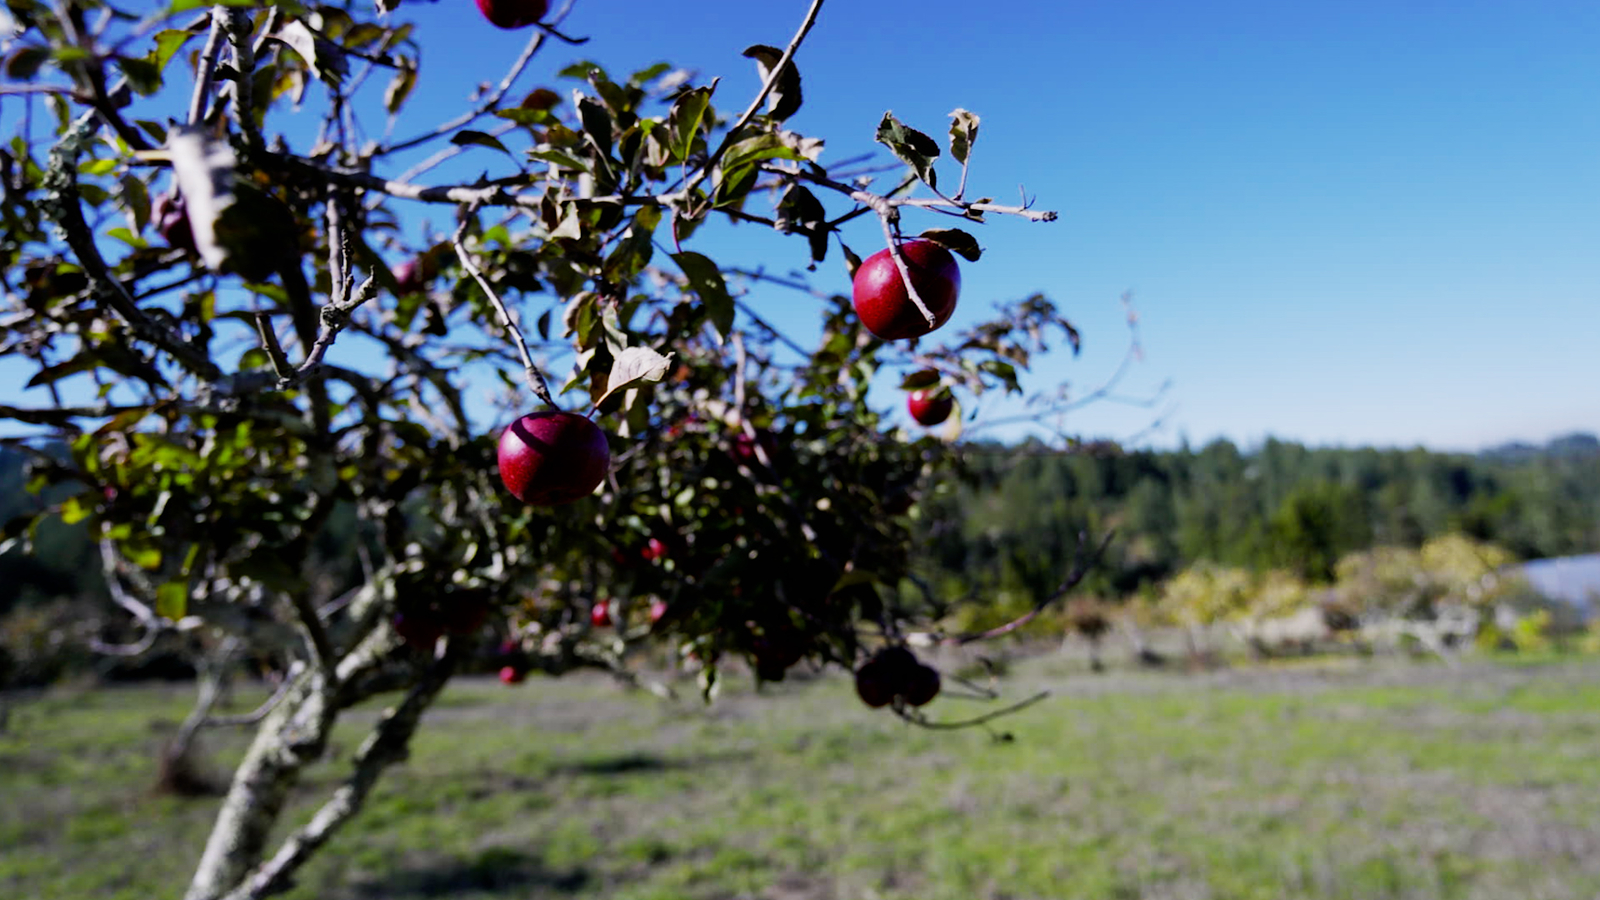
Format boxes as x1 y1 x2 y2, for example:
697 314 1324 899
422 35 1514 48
902 664 941 707
854 661 895 708
152 189 195 254
908 387 954 427
590 600 613 628
854 646 929 708
851 239 961 340
497 410 610 505
436 592 491 636
392 612 443 651
475 0 547 29
499 665 526 685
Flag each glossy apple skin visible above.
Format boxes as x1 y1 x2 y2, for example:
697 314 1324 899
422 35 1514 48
475 0 548 29
499 665 526 685
851 240 961 340
497 411 610 505
907 388 954 426
648 599 669 625
590 600 613 628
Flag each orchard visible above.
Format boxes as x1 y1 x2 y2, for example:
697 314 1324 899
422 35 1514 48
0 1 1109 897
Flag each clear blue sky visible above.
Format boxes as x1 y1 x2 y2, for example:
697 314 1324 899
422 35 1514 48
383 0 1598 452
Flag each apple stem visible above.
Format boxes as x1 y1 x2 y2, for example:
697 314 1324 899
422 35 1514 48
871 207 937 328
451 211 559 410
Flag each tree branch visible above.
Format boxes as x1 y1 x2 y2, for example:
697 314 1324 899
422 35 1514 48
221 646 460 900
451 211 556 408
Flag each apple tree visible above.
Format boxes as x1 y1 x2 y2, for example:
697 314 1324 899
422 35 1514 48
0 0 1105 897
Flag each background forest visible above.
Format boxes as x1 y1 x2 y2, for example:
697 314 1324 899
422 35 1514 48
7 430 1598 685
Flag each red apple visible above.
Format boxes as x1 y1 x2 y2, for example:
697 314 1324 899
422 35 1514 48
648 599 669 625
642 538 667 562
392 612 443 651
854 662 895 708
392 255 437 296
902 664 941 707
152 189 195 254
590 600 613 628
497 410 610 505
854 646 932 708
908 387 954 427
851 240 961 340
499 665 526 685
475 0 547 29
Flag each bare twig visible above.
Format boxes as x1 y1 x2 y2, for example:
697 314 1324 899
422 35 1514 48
949 530 1115 645
451 211 556 408
897 690 1050 730
188 8 229 126
287 276 378 388
204 676 297 728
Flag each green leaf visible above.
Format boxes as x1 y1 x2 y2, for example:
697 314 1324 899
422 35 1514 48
741 44 802 121
948 108 980 165
79 158 118 176
384 60 417 115
875 112 940 189
576 96 613 152
116 56 162 95
5 45 50 81
672 251 734 339
58 495 91 525
719 132 804 173
152 29 193 72
156 580 187 620
595 346 675 407
528 148 590 171
918 227 981 262
900 370 942 390
666 85 713 163
450 130 511 156
119 173 150 231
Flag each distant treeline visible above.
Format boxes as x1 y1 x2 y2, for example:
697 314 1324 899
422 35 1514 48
3 433 1598 615
915 433 1600 602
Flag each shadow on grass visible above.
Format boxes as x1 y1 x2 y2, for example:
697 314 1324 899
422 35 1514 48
350 847 590 897
546 749 753 777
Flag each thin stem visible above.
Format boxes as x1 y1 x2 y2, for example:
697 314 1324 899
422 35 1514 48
450 213 556 409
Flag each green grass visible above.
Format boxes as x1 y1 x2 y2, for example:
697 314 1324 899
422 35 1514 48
6 654 1600 899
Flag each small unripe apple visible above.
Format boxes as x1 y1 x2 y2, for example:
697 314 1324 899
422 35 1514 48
590 600 613 628
475 0 547 29
907 387 954 427
499 665 526 685
497 410 610 505
851 240 961 340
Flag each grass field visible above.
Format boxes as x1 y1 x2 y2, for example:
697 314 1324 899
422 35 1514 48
5 652 1600 900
